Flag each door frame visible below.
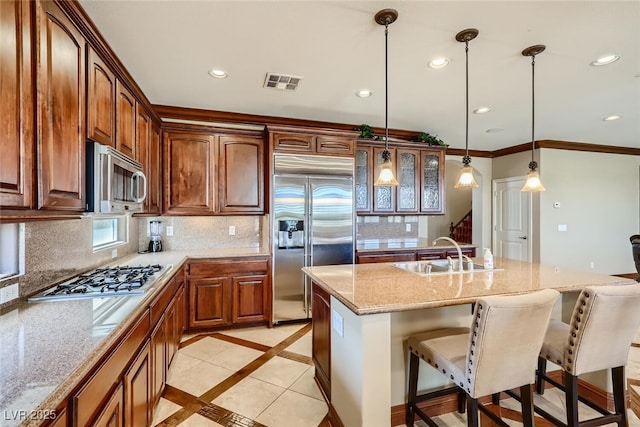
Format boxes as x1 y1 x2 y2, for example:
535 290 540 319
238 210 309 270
492 176 533 262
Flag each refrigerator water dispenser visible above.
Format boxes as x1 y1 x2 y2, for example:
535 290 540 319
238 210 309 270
278 220 304 249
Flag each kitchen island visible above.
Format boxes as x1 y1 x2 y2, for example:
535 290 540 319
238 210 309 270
302 258 636 427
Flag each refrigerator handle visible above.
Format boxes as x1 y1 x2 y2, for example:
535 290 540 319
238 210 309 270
306 181 313 266
303 274 309 317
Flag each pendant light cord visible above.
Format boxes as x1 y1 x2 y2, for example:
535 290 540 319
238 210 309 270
385 23 389 151
464 40 470 164
530 55 537 170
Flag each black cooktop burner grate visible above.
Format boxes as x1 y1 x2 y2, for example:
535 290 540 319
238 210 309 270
42 264 164 297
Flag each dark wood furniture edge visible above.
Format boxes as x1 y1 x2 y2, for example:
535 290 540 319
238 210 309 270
390 370 617 426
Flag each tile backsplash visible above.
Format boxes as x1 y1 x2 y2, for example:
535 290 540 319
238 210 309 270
356 215 419 240
137 215 268 251
0 216 139 309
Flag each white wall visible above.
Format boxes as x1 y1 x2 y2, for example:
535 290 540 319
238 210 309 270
492 148 640 274
538 149 639 274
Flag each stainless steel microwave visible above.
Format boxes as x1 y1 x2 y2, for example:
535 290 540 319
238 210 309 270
86 142 146 213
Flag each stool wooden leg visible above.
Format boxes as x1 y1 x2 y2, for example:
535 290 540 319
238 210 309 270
466 397 479 427
520 384 534 427
406 352 419 427
491 393 500 405
565 371 579 427
612 366 628 427
536 356 547 395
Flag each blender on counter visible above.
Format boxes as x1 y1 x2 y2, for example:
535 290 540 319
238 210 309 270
148 220 163 252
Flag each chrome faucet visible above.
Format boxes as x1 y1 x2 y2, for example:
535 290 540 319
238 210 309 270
433 236 464 272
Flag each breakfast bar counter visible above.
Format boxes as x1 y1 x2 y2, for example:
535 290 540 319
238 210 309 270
302 258 635 427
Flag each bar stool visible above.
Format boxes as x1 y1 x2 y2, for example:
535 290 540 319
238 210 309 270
406 288 559 427
535 283 640 427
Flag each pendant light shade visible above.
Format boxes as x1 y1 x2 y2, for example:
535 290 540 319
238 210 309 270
521 44 546 192
374 9 399 187
454 28 479 189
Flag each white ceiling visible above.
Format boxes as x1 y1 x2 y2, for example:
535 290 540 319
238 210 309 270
79 1 640 151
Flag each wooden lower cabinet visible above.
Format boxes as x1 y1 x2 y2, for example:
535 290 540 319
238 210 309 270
124 341 151 427
355 251 415 264
232 275 268 323
187 257 271 329
93 383 123 427
189 276 232 328
69 269 186 427
356 247 476 264
311 282 331 400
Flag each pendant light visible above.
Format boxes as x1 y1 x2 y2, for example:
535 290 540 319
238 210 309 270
374 9 399 187
521 45 546 192
454 28 480 189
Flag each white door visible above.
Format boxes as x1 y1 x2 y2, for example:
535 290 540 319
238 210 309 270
493 177 531 261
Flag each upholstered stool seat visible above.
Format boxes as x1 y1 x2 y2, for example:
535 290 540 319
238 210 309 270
406 288 560 427
535 283 640 427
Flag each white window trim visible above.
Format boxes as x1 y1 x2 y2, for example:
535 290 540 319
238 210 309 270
92 215 129 253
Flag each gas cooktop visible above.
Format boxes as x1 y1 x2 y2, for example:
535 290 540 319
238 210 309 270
28 264 172 302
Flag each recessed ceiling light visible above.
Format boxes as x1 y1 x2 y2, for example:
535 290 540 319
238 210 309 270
356 89 372 98
428 57 450 69
486 128 504 133
590 55 620 66
603 115 622 121
208 69 228 79
473 107 491 114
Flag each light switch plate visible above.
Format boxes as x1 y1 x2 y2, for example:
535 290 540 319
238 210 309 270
166 226 174 236
558 224 568 232
332 309 344 337
229 226 236 236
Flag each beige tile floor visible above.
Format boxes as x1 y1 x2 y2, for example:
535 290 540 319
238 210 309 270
152 323 640 427
152 323 328 427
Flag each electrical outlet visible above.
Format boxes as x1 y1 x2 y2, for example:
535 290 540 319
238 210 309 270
166 226 174 236
405 223 411 232
229 225 236 236
332 309 344 337
111 248 118 259
0 283 19 304
590 261 595 269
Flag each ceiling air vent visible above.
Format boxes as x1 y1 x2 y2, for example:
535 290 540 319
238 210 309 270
264 73 303 91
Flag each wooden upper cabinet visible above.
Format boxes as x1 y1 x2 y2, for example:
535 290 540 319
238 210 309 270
163 131 214 214
358 140 445 215
372 147 396 213
271 132 314 153
396 148 420 212
316 135 355 156
146 124 162 214
420 149 445 214
36 0 85 211
354 146 372 213
115 80 136 159
268 126 357 157
135 105 152 212
87 46 115 147
218 135 264 213
0 0 33 209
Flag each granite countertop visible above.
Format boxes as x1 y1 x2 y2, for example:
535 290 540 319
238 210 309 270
356 237 477 252
0 247 269 427
302 258 637 315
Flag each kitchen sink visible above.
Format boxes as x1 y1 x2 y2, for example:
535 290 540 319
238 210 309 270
393 260 502 276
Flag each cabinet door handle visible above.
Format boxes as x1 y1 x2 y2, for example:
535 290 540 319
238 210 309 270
518 236 527 240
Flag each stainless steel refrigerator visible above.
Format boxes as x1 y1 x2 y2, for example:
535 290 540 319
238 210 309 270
272 154 354 324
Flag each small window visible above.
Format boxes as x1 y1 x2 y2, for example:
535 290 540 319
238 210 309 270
0 223 25 280
92 216 128 251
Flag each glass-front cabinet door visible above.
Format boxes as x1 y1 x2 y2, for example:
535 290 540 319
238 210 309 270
396 149 419 212
372 147 395 213
355 147 371 212
420 150 445 214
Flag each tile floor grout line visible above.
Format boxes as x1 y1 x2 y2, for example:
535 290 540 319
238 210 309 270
157 323 313 426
